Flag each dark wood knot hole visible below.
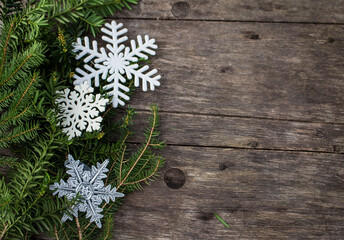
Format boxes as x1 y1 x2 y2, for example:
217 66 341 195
328 37 335 43
172 1 191 18
164 168 186 189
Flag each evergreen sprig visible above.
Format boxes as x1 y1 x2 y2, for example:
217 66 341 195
46 0 138 36
0 0 22 20
0 0 165 239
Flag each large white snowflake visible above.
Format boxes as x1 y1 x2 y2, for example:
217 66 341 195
50 155 124 228
72 20 161 108
56 82 109 140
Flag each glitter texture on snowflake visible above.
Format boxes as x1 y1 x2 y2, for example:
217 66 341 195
56 82 109 140
50 155 124 228
72 20 161 108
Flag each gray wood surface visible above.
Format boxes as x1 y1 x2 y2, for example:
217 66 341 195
116 0 344 23
109 1 344 239
127 111 344 153
113 146 344 240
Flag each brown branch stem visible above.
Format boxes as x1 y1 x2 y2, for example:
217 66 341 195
0 224 7 240
117 108 157 189
123 157 161 186
76 218 82 240
54 225 60 240
0 22 14 78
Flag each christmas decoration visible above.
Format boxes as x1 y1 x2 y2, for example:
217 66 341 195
50 155 124 228
73 20 161 108
55 81 109 139
0 1 164 239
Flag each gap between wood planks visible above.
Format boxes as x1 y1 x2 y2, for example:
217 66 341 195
116 109 344 155
131 108 344 126
109 16 344 26
128 141 344 155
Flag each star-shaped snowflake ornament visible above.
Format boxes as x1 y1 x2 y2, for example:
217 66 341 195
50 155 124 228
56 82 109 139
72 20 161 108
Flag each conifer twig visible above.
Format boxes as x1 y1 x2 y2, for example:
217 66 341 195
0 200 10 208
132 155 153 179
61 226 70 240
118 145 127 186
0 92 13 105
105 131 129 185
0 105 30 128
14 74 37 109
104 220 111 239
117 107 157 189
0 22 14 78
0 224 7 240
54 225 60 240
0 125 39 143
0 53 33 88
123 157 161 186
75 218 82 240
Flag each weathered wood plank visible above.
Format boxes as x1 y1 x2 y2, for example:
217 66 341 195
124 110 344 153
113 146 344 239
107 20 344 123
116 0 344 23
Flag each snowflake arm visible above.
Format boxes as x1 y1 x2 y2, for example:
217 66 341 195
103 77 130 108
56 82 109 139
73 37 110 87
50 155 124 228
74 65 105 87
101 21 128 49
73 37 108 63
72 20 161 108
124 35 158 60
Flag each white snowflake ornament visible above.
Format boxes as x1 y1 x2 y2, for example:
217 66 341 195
72 20 161 108
56 82 109 140
50 154 124 228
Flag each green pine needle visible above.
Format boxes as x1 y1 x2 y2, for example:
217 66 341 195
214 213 230 229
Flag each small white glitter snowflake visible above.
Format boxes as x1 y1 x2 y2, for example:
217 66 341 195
72 20 161 108
50 155 124 228
56 82 109 139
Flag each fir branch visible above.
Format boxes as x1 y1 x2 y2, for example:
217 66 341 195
14 74 37 109
123 156 161 186
0 224 7 240
0 53 32 88
117 105 158 189
118 145 127 186
75 218 82 240
0 21 14 78
11 104 30 122
0 0 23 20
54 225 59 240
0 156 18 168
0 92 14 107
0 124 39 145
4 188 45 237
47 0 87 21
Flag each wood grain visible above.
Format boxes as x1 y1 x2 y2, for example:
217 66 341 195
116 0 344 23
122 110 344 153
112 146 344 240
5 1 344 239
108 20 344 123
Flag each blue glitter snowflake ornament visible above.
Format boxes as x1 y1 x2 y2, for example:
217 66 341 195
50 155 124 228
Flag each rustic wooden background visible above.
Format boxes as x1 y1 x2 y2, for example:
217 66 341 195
109 0 344 239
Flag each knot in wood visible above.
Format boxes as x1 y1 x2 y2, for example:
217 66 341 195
164 168 186 189
172 1 191 18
